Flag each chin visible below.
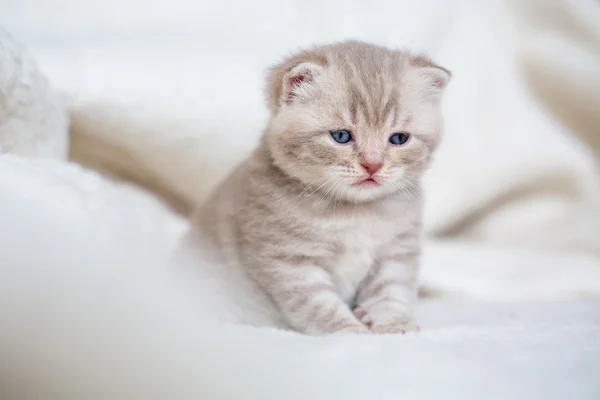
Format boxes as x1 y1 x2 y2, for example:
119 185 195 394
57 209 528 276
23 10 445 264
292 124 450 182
342 185 393 203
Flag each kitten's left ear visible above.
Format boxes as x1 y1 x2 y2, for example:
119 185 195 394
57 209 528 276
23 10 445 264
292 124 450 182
410 55 452 100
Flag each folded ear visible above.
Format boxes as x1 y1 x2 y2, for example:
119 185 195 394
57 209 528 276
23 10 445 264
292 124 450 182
282 62 323 104
409 55 452 101
265 56 326 114
419 65 451 91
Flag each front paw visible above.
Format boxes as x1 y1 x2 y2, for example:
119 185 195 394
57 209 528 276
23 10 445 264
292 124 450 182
371 319 420 334
353 304 419 334
352 306 373 328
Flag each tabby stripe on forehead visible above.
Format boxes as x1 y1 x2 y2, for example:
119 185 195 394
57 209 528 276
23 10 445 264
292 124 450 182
349 83 372 126
380 96 398 127
349 102 358 125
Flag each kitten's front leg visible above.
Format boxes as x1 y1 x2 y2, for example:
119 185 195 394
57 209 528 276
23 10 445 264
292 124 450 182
260 264 370 335
355 257 420 334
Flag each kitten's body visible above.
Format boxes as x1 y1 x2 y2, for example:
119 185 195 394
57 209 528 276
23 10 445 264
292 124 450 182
183 41 450 335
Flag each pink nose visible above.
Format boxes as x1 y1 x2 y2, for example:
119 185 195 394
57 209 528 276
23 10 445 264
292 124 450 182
360 160 383 175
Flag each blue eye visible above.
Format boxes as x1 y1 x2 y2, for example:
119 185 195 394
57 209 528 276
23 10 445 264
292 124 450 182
389 132 410 145
330 129 352 144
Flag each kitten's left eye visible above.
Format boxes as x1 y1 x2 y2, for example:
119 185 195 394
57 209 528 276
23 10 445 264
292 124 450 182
389 132 410 145
330 129 353 144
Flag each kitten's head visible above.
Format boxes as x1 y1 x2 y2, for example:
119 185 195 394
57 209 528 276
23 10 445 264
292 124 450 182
263 40 450 203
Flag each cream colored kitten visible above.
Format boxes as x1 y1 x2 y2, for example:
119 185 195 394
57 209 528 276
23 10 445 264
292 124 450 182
184 40 450 335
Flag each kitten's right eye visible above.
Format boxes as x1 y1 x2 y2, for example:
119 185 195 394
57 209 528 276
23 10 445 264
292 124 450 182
330 130 353 144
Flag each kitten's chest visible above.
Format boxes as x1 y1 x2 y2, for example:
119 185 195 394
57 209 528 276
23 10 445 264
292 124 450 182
326 218 394 303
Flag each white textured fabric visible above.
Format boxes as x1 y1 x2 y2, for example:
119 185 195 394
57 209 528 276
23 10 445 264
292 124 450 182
0 190 598 399
0 28 67 158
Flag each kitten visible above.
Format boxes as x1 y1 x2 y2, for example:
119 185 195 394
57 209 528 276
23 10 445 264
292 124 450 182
183 40 450 335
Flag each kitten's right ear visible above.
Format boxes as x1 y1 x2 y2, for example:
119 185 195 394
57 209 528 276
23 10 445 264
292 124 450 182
408 55 452 102
265 61 324 114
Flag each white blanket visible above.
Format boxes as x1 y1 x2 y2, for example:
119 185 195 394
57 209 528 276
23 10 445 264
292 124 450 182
1 205 598 398
1 0 600 397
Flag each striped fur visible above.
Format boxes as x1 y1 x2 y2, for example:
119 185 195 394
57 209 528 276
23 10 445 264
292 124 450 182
186 40 450 335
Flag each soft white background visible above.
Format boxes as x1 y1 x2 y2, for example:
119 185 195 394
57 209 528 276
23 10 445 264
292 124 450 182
5 0 600 251
5 0 600 296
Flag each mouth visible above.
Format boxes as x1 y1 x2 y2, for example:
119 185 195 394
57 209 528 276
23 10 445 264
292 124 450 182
352 177 380 187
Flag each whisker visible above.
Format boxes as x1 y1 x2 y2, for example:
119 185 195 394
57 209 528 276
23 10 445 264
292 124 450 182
332 181 345 212
326 180 342 211
307 178 331 197
389 180 407 201
328 185 337 211
390 178 421 201
297 176 327 200
316 178 338 209
402 179 421 196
